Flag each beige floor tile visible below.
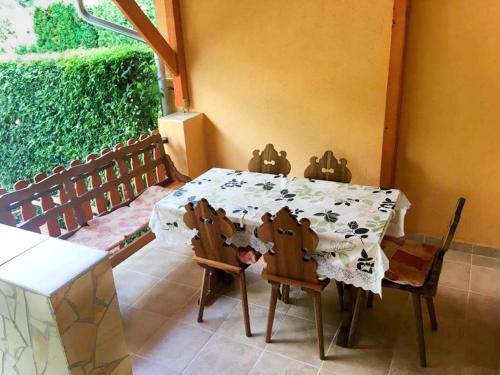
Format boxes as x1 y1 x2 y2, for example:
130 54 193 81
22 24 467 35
318 369 339 375
183 334 262 375
125 247 189 279
430 285 469 322
133 279 198 317
324 289 407 375
472 255 500 270
444 250 472 265
462 293 500 371
247 258 265 274
286 285 343 326
131 354 179 375
164 260 203 288
265 314 336 367
166 244 195 257
327 346 393 375
440 261 470 290
388 313 465 374
173 294 239 332
221 272 291 313
470 266 500 298
217 303 285 348
249 351 318 374
138 319 212 373
121 306 168 353
114 248 146 271
113 268 161 307
459 364 498 374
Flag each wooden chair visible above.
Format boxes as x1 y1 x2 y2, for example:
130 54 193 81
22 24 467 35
304 150 352 183
248 144 291 176
377 198 466 367
183 198 260 337
301 150 352 309
257 207 330 359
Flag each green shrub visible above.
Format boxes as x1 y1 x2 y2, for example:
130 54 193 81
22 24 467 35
0 46 160 188
33 3 99 52
91 0 156 47
28 1 156 53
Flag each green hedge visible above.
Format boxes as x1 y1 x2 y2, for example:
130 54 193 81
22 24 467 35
0 46 160 188
20 1 156 54
33 3 99 52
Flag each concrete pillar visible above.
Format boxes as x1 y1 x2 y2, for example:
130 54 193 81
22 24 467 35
158 112 209 178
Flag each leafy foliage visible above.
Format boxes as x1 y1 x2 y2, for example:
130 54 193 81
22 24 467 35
91 0 156 47
0 46 160 189
0 19 15 43
33 2 99 52
23 1 156 53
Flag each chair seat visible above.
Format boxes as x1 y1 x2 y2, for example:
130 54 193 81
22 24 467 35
382 236 439 287
237 247 261 265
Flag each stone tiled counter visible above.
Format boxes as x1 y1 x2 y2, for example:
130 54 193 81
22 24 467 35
0 224 132 375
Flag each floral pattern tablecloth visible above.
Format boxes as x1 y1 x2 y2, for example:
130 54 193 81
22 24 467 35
149 168 411 295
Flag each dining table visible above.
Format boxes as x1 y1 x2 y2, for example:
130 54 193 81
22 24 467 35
149 167 411 346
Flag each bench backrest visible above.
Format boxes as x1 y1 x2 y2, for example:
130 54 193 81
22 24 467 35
0 131 179 238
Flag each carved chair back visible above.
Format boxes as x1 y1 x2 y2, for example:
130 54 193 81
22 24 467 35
0 131 180 238
257 207 321 285
304 150 352 183
183 198 241 267
248 144 291 176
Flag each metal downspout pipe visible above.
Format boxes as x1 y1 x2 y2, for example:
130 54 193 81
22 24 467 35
74 0 171 116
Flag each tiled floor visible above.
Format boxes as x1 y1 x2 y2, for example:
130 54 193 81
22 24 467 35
113 240 500 375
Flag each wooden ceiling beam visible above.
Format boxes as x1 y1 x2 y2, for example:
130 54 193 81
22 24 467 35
112 0 179 75
379 0 411 188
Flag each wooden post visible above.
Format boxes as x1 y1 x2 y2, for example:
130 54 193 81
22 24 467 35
379 0 411 188
154 0 190 109
112 0 190 109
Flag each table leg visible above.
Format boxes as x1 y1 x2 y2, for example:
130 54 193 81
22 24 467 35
335 285 366 348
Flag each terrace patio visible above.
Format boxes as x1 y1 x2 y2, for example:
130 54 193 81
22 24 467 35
0 0 499 374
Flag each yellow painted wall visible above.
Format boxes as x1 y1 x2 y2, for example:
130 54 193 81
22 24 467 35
396 0 500 248
174 0 499 248
181 0 393 186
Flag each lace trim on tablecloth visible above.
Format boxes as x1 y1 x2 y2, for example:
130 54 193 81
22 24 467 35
313 252 389 296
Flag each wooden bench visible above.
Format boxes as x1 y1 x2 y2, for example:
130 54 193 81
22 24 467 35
0 131 189 266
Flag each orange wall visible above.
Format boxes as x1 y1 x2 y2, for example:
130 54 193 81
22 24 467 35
175 0 499 248
180 0 393 186
396 0 500 248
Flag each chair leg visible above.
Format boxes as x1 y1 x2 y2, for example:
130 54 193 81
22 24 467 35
197 267 211 323
367 291 374 308
335 281 345 312
412 294 427 367
426 296 438 331
239 271 251 337
282 285 290 304
266 283 280 343
312 291 325 360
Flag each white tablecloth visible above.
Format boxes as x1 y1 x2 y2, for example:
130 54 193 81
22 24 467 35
150 168 411 295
